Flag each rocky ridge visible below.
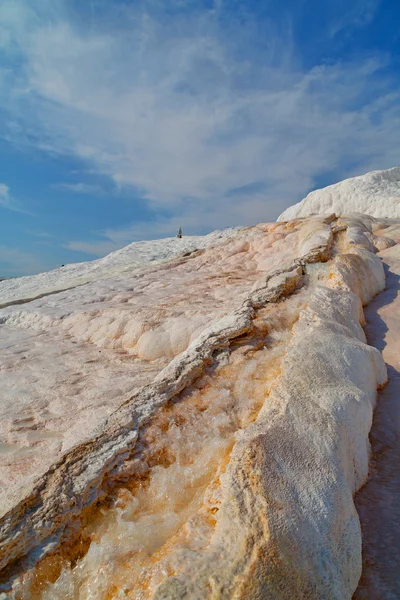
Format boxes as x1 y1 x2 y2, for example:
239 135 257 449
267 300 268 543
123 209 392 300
0 212 395 599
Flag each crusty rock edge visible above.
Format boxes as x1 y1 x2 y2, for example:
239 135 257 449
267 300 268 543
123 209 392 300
154 284 387 600
151 218 388 599
0 220 333 586
0 216 385 598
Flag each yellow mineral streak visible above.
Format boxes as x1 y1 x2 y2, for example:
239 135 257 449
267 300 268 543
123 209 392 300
16 293 310 600
0 215 390 600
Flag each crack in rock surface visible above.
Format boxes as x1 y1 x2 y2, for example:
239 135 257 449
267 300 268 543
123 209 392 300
0 214 394 599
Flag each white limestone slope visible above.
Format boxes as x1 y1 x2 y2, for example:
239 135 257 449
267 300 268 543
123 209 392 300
0 214 391 600
0 219 308 519
278 167 400 221
0 229 240 307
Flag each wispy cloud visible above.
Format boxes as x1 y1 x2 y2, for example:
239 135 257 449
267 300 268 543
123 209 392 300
54 182 103 194
0 183 27 213
27 231 53 238
0 0 398 239
0 184 11 208
329 0 382 38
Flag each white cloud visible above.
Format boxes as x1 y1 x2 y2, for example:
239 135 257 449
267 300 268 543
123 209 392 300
0 0 399 236
0 184 11 208
54 182 103 194
28 231 53 238
329 0 381 38
0 183 27 212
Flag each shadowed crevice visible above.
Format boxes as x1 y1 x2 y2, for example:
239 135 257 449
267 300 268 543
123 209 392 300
354 262 400 599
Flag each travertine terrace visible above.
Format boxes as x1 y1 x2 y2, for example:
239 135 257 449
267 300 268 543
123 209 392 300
0 209 398 599
278 167 400 221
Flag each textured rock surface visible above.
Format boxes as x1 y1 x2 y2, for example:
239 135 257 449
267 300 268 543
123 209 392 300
0 213 392 599
0 229 240 307
0 219 310 518
278 167 400 221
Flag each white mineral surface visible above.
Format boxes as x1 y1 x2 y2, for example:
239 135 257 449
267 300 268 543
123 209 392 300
0 228 240 307
278 167 400 221
0 220 306 517
0 200 398 599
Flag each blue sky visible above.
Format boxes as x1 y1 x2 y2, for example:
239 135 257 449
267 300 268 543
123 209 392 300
0 0 399 275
